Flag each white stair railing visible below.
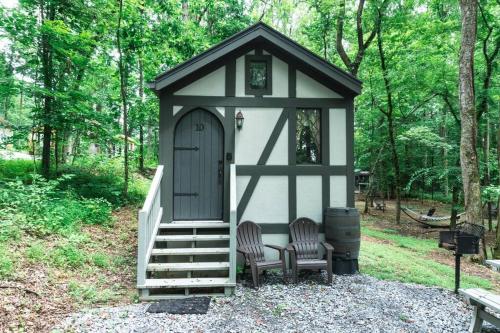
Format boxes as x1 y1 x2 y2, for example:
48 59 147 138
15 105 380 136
137 165 164 287
229 164 237 284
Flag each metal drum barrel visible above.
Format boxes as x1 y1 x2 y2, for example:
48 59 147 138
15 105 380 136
324 207 361 274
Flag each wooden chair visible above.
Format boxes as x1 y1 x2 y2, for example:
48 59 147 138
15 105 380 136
236 221 286 288
287 217 334 284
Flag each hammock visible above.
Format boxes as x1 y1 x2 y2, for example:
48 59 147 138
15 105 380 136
401 207 465 228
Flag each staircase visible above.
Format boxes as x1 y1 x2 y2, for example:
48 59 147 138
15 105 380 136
137 165 237 300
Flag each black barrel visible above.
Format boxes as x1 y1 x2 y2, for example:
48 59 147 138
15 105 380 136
324 207 361 274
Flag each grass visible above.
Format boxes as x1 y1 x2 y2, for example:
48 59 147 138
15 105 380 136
361 226 439 255
360 221 494 291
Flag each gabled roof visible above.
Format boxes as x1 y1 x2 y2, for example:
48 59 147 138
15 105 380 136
149 22 362 96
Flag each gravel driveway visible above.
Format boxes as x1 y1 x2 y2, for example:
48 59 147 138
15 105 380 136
53 274 500 333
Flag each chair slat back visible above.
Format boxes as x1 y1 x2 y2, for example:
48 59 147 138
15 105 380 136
289 217 320 260
237 221 265 262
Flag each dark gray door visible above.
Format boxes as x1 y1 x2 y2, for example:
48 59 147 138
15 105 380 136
173 109 224 220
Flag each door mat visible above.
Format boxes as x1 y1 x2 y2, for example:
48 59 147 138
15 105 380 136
147 297 211 314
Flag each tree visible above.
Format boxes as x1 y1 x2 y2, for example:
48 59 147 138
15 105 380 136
336 0 385 77
117 0 129 195
458 0 482 228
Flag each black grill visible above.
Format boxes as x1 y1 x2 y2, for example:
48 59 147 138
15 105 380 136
438 222 485 293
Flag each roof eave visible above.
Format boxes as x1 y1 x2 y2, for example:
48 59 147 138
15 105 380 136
151 22 362 96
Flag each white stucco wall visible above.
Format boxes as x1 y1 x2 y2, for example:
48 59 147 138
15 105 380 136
296 70 342 98
296 176 322 222
266 120 288 165
240 176 288 223
265 56 288 98
174 66 226 96
234 107 283 165
329 108 346 165
173 105 183 116
330 175 347 207
236 175 251 205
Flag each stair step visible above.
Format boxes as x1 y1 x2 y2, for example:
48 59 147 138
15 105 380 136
156 235 230 242
173 220 224 224
147 262 230 272
151 248 230 256
139 278 234 289
159 222 229 229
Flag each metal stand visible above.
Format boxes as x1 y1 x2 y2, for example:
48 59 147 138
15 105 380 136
455 253 462 294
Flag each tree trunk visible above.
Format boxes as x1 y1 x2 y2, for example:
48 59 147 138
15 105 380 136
483 117 492 231
377 23 401 224
40 1 55 179
450 185 459 230
493 100 500 258
458 0 482 227
138 56 145 173
117 0 128 195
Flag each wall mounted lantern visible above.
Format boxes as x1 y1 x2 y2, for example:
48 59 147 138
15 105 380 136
236 111 244 130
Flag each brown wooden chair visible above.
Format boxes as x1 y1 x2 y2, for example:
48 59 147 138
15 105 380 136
287 217 334 284
236 220 286 288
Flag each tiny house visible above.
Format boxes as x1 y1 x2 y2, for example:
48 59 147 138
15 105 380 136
137 22 361 299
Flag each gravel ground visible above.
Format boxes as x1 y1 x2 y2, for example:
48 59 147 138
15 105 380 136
54 273 500 333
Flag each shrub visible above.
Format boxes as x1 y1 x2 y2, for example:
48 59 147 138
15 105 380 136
0 246 14 279
52 243 87 268
67 281 114 304
0 159 38 181
26 243 48 263
0 175 113 237
91 253 110 268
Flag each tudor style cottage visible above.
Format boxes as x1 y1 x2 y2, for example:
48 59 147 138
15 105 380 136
137 22 361 299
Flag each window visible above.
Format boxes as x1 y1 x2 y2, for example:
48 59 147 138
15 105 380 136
249 61 267 89
245 54 272 95
296 108 321 164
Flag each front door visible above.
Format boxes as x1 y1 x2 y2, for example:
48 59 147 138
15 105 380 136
173 109 224 220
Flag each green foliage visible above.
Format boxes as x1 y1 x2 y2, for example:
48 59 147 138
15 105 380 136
67 281 115 305
52 243 87 268
483 185 500 202
0 245 14 279
26 242 48 263
0 159 38 181
91 253 110 268
0 174 112 237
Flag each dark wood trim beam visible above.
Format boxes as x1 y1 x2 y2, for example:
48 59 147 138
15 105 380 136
167 96 346 108
236 165 347 176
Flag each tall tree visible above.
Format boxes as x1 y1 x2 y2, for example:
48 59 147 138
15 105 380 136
458 0 482 227
376 17 402 224
117 0 129 194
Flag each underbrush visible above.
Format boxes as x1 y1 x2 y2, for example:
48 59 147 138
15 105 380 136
0 174 112 238
0 157 147 291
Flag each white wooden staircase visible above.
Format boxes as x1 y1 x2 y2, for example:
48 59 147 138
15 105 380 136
137 165 237 300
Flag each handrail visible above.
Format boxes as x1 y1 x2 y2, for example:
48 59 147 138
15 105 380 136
137 165 164 288
229 164 237 284
141 165 164 214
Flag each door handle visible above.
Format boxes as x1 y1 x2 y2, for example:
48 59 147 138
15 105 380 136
218 160 223 184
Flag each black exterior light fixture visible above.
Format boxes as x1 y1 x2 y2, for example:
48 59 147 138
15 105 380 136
236 111 244 130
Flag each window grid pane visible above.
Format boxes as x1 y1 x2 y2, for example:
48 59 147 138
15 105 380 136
249 61 267 89
296 108 321 164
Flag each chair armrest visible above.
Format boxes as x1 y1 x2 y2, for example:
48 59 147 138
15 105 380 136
265 244 286 260
237 247 256 263
264 244 285 251
321 241 334 253
286 243 296 252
